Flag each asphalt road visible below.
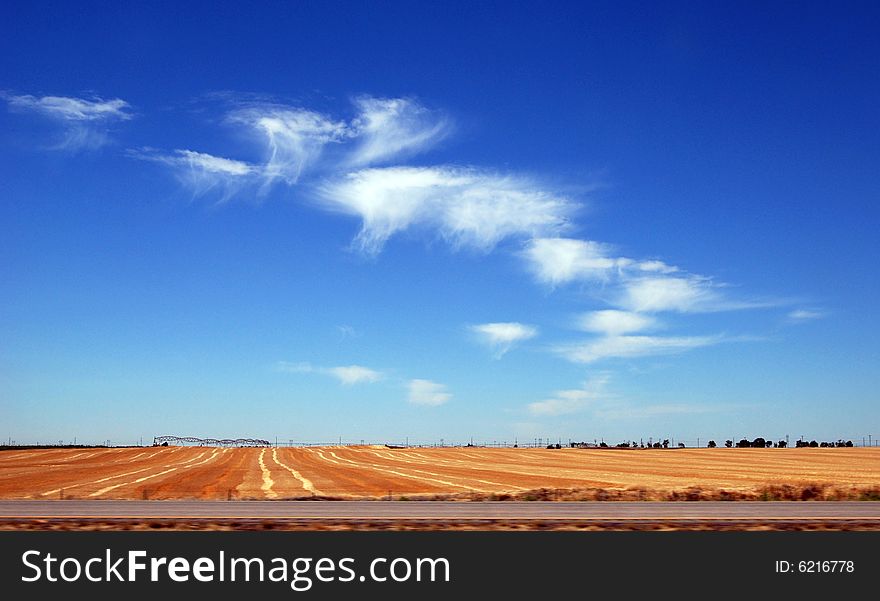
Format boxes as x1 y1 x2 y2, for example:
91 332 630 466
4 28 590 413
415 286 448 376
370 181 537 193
1 501 878 521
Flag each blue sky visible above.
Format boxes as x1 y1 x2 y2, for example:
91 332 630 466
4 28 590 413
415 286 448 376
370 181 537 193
1 1 878 445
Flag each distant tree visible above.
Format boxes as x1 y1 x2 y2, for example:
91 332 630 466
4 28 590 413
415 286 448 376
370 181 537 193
678 442 685 448
554 443 561 449
662 439 669 449
845 440 854 447
777 440 787 448
736 438 751 448
707 440 717 448
809 440 819 448
725 440 733 448
752 437 766 448
599 442 608 448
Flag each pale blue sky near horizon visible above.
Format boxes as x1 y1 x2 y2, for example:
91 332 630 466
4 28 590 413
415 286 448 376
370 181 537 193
1 1 878 445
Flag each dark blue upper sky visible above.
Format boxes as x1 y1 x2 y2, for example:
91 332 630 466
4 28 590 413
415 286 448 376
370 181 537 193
2 1 878 445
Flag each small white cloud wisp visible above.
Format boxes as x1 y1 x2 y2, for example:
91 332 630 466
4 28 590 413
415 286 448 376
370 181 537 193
470 322 538 358
787 308 824 323
407 379 451 406
554 334 720 364
276 361 383 385
130 148 257 200
575 310 657 336
522 238 625 286
348 96 450 166
227 105 349 187
528 375 609 416
327 365 383 385
617 276 722 313
4 93 132 150
5 94 132 122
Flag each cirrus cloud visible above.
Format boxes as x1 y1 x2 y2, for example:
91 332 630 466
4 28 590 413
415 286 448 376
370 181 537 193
277 361 383 385
407 379 451 406
348 96 450 166
575 310 658 335
528 375 609 416
319 166 573 254
469 322 538 358
553 334 721 364
4 92 132 150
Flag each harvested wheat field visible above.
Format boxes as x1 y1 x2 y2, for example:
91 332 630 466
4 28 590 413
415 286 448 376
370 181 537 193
0 446 878 501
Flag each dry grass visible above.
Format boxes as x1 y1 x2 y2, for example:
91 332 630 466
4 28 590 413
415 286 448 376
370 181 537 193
425 483 880 502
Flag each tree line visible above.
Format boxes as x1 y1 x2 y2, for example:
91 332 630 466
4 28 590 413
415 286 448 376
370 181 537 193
561 437 856 449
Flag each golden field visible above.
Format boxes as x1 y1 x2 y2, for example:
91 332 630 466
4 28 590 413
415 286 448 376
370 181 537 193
1 445 878 500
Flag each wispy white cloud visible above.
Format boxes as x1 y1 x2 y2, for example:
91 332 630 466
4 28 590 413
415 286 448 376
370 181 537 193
554 334 720 364
227 105 348 187
135 97 574 254
787 308 824 323
528 375 609 416
4 93 132 150
522 238 625 286
618 275 777 314
276 361 383 385
528 375 735 420
470 322 538 357
617 276 721 313
327 365 384 385
172 149 255 176
141 96 448 196
348 96 449 166
5 94 131 122
407 379 451 406
130 148 256 200
575 310 657 335
319 166 572 254
635 260 678 274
